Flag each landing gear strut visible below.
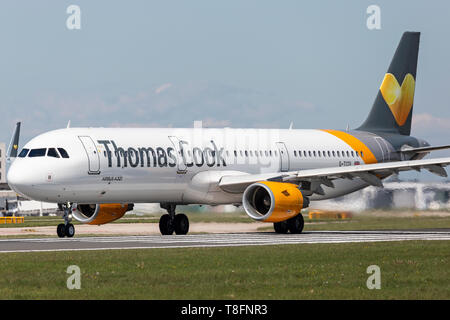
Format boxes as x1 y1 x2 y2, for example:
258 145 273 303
57 203 75 238
159 204 189 235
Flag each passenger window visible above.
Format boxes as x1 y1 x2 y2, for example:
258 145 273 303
29 148 47 157
19 148 29 158
58 148 70 158
294 150 297 157
47 148 60 158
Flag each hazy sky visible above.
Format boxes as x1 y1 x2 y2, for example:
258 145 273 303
1 1 449 180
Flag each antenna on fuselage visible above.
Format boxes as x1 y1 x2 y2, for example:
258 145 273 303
289 122 293 130
67 120 71 128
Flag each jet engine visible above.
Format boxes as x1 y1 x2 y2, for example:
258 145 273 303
242 181 309 222
72 203 134 225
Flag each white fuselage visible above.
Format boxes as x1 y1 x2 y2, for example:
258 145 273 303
7 127 387 205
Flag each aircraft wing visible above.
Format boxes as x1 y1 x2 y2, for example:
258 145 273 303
399 145 450 154
219 157 450 193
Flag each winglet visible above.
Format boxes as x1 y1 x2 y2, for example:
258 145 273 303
7 122 21 161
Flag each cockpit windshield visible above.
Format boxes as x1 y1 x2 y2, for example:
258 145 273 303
18 148 29 158
19 148 70 158
47 148 60 158
28 148 47 157
58 148 70 158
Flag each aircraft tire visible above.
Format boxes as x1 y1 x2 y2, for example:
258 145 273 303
57 224 66 238
287 214 304 234
273 221 289 234
159 214 174 235
65 223 75 238
174 214 189 235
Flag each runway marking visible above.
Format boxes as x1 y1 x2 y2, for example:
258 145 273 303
0 230 449 253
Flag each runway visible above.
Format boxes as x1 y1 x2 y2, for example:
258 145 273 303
1 230 450 253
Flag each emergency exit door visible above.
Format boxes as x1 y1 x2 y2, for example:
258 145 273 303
276 142 290 172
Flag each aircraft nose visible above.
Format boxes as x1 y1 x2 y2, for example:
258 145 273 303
7 160 35 197
7 161 24 193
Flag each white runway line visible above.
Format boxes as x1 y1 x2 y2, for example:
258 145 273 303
0 230 449 253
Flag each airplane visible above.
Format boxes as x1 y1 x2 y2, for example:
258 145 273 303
6 31 450 238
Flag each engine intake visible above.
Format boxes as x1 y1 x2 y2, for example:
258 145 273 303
243 181 309 222
72 203 134 225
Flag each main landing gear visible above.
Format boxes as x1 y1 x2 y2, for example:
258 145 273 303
273 214 304 234
57 203 75 238
159 203 189 235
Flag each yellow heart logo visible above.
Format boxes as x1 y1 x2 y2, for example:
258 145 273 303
380 73 415 126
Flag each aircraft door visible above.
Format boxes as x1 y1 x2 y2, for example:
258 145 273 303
78 136 101 175
168 136 187 174
276 142 290 172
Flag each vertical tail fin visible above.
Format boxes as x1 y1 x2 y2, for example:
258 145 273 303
357 32 420 136
7 122 21 161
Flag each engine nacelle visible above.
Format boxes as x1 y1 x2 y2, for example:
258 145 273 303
243 181 309 222
72 203 134 225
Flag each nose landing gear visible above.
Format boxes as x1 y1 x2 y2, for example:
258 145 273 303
57 203 75 238
159 203 189 235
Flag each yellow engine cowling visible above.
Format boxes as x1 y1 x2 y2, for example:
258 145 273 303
242 181 309 222
72 203 134 225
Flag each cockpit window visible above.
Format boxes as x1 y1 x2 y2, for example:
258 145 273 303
28 148 47 157
47 148 60 158
58 148 70 158
18 148 29 158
